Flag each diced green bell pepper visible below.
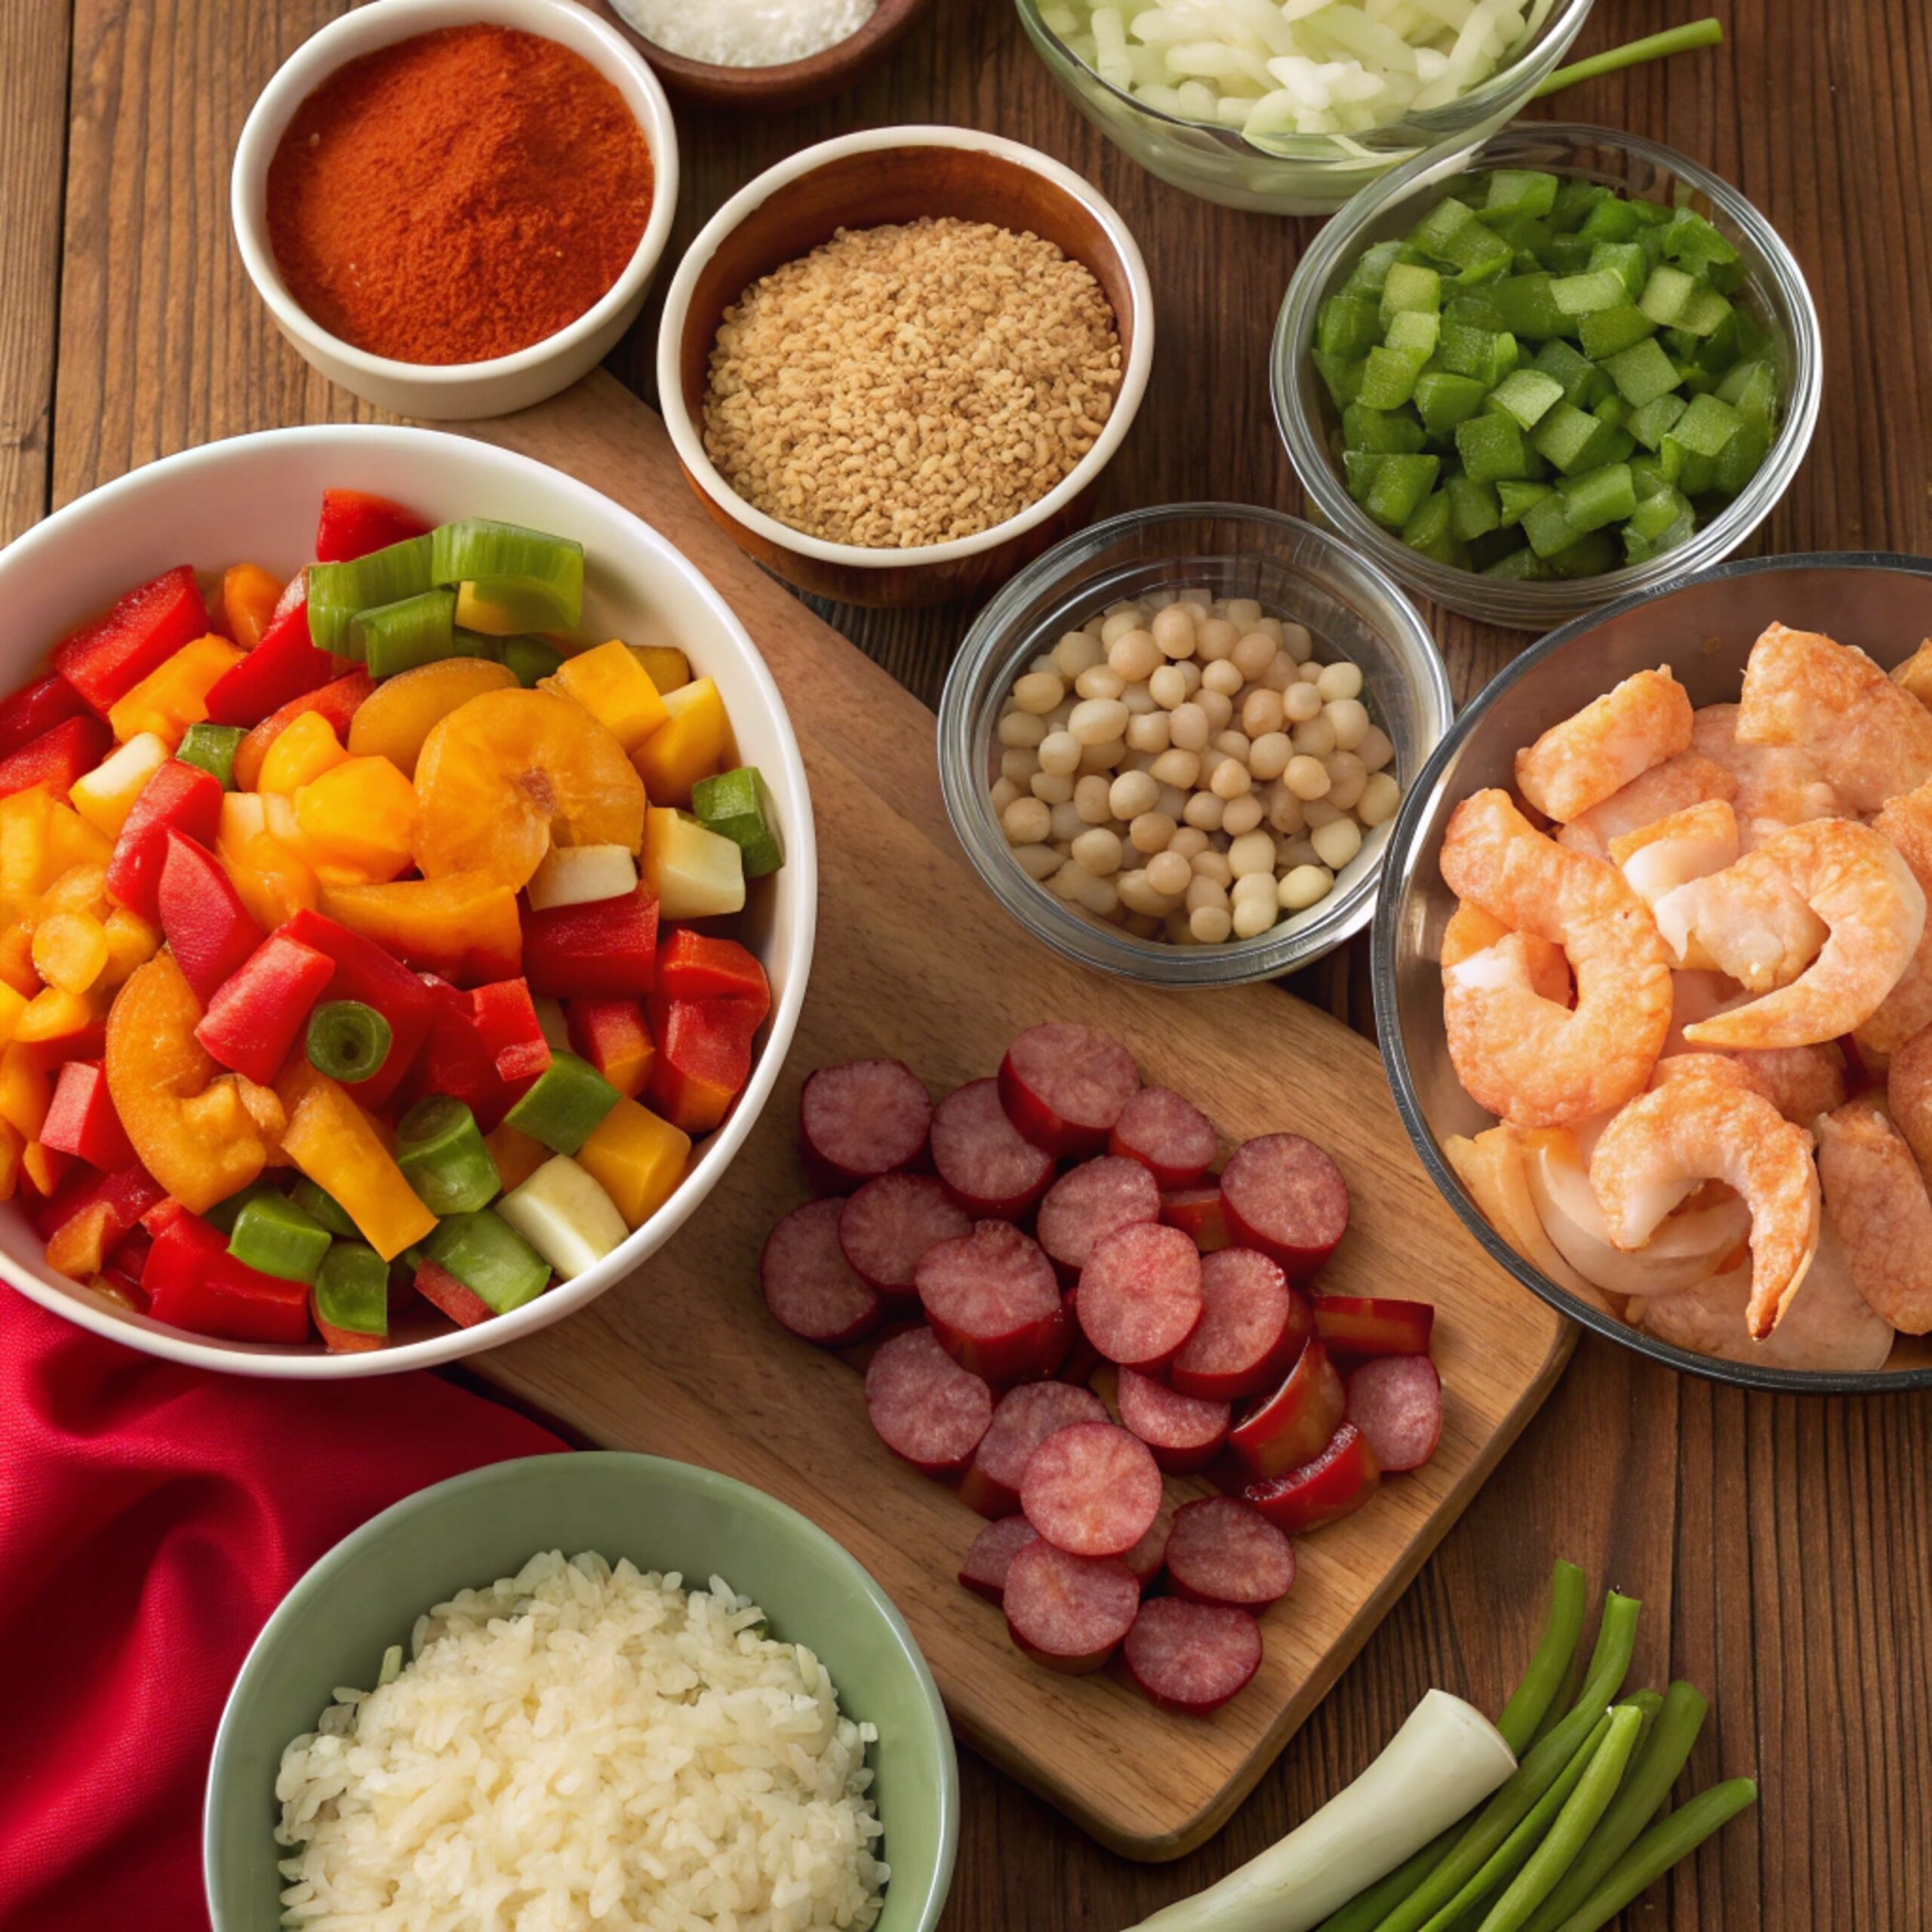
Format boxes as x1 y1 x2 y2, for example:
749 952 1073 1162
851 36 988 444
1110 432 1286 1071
1412 371 1490 438
1497 480 1554 529
1487 274 1563 340
1446 472 1503 542
1401 490 1460 562
1532 401 1623 475
1578 304 1658 361
1486 368 1566 430
1438 323 1519 386
1481 169 1560 219
1559 462 1638 535
1380 261 1442 325
1358 345 1427 410
1318 293 1383 361
1603 337 1681 409
1455 412 1534 484
1532 339 1610 408
1358 454 1440 530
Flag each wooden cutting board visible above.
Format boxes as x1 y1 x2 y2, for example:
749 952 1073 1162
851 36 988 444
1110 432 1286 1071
451 374 1572 1861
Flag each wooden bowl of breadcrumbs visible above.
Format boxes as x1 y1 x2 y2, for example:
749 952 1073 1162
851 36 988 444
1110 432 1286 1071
655 125 1154 608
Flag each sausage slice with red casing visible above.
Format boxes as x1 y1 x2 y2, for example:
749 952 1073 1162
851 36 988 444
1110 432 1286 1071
998 1023 1141 1158
917 1221 1069 1384
761 1198 881 1346
958 1516 1039 1605
930 1078 1055 1218
1076 1222 1204 1371
1115 1367 1231 1475
1036 1155 1161 1279
1169 1248 1309 1401
1163 1497 1297 1611
1161 1185 1231 1254
1314 1294 1436 1358
1243 1422 1383 1534
1121 1492 1177 1588
1109 1085 1217 1188
1346 1355 1443 1473
838 1173 971 1307
960 1380 1109 1518
1002 1538 1141 1673
1219 1134 1351 1281
863 1327 993 1478
798 1059 932 1186
1124 1598 1263 1715
1225 1336 1346 1481
1020 1418 1163 1558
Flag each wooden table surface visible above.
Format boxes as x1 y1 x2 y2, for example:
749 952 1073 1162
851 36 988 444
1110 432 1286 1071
5 1 1930 1926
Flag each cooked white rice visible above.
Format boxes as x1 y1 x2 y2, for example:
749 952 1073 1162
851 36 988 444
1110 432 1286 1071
274 1549 888 1931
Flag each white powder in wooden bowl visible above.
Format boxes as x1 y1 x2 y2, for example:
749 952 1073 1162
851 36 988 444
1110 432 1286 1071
611 0 878 67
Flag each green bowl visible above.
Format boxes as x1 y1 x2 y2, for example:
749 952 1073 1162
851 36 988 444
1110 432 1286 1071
205 1452 958 1930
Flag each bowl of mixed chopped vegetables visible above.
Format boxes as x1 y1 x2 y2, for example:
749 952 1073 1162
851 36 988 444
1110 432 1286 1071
1273 124 1821 627
0 425 814 1377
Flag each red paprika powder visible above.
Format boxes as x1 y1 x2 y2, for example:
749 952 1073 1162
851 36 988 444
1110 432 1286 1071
266 24 654 366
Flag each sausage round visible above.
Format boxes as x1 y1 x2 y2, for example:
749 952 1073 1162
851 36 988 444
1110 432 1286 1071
838 1173 971 1304
863 1327 993 1478
1163 1497 1297 1611
1161 1185 1231 1254
1225 1337 1346 1482
1020 1419 1164 1558
1218 1134 1351 1281
1242 1422 1383 1534
760 1198 881 1346
916 1221 1069 1385
958 1516 1039 1605
998 1023 1141 1158
1346 1355 1443 1473
1169 1248 1309 1401
1002 1538 1142 1673
1115 1367 1231 1475
1075 1222 1204 1371
799 1059 932 1186
1109 1085 1218 1188
930 1078 1055 1218
1123 1598 1263 1715
1036 1155 1161 1278
961 1380 1108 1519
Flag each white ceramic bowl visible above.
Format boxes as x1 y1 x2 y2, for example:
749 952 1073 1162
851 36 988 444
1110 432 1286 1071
654 125 1155 608
232 0 680 419
4 426 815 1377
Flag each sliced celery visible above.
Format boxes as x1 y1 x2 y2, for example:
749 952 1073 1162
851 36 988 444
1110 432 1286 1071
433 519 585 633
349 588 458 677
307 535 435 654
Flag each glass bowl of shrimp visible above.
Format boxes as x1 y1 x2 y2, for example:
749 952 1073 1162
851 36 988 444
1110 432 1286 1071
1374 551 1932 1392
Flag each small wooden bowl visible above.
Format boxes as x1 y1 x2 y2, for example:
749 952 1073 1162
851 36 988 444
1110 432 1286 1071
591 0 928 112
654 127 1155 609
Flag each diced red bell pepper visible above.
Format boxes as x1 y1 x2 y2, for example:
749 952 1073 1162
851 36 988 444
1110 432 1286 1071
41 1161 167 1281
275 908 432 1106
657 930 771 1019
471 978 550 1086
397 975 512 1128
645 995 761 1136
106 758 225 922
40 1059 137 1171
315 489 431 564
414 1255 494 1328
141 1204 312 1343
232 668 374 794
271 569 307 626
55 565 211 714
157 830 266 1007
566 998 654 1098
195 932 336 1085
0 674 90 759
0 715 112 805
202 594 343 728
522 887 660 998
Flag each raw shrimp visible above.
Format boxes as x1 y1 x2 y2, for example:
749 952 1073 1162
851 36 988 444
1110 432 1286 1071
1439 789 1672 1126
1651 853 1825 992
1886 1021 1932 1177
1854 780 1932 1056
1608 798 1739 909
1629 1227 1893 1373
1556 752 1737 862
1662 970 1850 1125
1736 621 1932 813
1664 819 1925 1047
1589 1068 1819 1339
1515 667 1694 823
1891 638 1932 712
1690 703 1842 850
1439 900 1571 1004
1812 1097 1932 1334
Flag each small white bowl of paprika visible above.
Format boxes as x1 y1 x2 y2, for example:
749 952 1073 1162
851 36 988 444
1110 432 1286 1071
232 0 679 420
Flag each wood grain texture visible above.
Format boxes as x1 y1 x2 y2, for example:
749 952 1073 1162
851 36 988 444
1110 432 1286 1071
33 0 1932 1921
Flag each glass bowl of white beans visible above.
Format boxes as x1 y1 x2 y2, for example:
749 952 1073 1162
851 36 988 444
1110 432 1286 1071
939 503 1452 988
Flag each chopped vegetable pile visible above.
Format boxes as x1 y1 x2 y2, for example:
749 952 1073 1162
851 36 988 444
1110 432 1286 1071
1316 171 1781 579
7 488 786 1349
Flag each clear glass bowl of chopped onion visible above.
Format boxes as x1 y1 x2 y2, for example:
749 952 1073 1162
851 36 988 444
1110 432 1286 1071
1014 0 1595 214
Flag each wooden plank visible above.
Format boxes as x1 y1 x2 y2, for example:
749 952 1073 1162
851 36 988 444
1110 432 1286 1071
450 373 1571 1859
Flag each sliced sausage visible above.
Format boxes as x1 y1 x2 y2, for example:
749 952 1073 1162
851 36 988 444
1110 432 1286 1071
838 1173 971 1306
1002 1538 1141 1673
1037 1155 1161 1278
1169 1249 1310 1401
1163 1497 1297 1611
961 1380 1109 1519
863 1327 993 1478
1121 1491 1177 1587
1226 1337 1346 1482
930 1078 1056 1218
799 1059 932 1186
1020 1418 1163 1558
1314 1294 1436 1358
1076 1222 1204 1371
1219 1134 1351 1281
1124 1598 1263 1715
916 1220 1068 1384
1161 1185 1231 1254
760 1198 881 1346
1346 1355 1443 1473
1243 1422 1383 1534
958 1516 1039 1605
998 1023 1141 1158
1115 1367 1231 1475
1109 1085 1218 1188
1057 1289 1103 1388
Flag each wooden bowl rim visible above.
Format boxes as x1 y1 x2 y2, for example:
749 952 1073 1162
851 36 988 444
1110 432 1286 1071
599 0 927 102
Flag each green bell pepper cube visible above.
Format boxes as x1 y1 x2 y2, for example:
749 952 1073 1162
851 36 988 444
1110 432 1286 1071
1384 309 1440 360
1318 293 1383 361
1380 261 1442 325
1483 542 1549 581
1344 238 1408 297
1407 195 1477 258
1550 180 1613 231
1577 196 1645 246
1482 169 1559 219
1532 401 1623 475
1446 291 1507 330
1551 269 1629 318
1673 285 1736 339
691 765 786 878
1623 485 1698 564
1486 368 1565 430
1343 404 1426 454
1578 303 1658 361
1313 351 1367 409
229 1191 333 1285
1715 419 1773 497
1559 461 1638 535
1361 454 1441 530
1454 411 1534 484
1715 358 1779 427
1546 529 1621 579
1662 210 1743 289
1587 241 1649 300
1400 490 1459 562
1669 392 1745 458
1344 451 1389 506
1603 337 1682 409
1438 323 1518 386
1639 263 1703 327
1487 274 1562 340
1357 345 1426 410
1411 371 1489 438
1546 232 1594 276
1628 392 1689 451
1629 451 1676 499
1497 480 1554 529
1592 393 1632 432
1532 338 1610 408
1446 472 1503 542
1438 220 1514 283
1521 488 1580 558
503 1051 622 1156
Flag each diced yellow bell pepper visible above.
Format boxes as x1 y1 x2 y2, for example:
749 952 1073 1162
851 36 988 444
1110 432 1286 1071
0 1043 51 1141
641 807 746 921
294 757 417 880
222 563 284 651
71 733 171 839
107 636 245 747
0 790 54 919
226 832 318 931
485 1121 551 1193
631 644 691 695
99 906 162 989
40 863 109 918
0 928 34 998
263 794 374 889
32 912 109 995
45 800 110 880
543 641 669 755
277 1071 436 1260
257 709 350 796
631 677 729 808
576 1095 691 1229
318 872 521 984
23 1140 67 1199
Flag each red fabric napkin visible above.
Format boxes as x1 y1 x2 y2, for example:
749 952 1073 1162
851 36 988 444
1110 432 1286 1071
0 1287 565 1932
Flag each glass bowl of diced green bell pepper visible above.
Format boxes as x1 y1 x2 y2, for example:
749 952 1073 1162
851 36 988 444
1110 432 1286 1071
1272 123 1821 629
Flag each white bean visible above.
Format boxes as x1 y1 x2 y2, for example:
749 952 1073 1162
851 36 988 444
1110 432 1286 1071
1260 655 1297 693
1214 729 1252 763
1232 895 1277 940
1284 755 1331 801
1284 681 1324 724
1316 660 1364 703
1200 658 1243 699
990 777 1020 813
1100 610 1143 647
1192 849 1234 888
1048 860 1088 900
1278 863 1334 912
1264 780 1306 835
1151 747 1201 789
1013 671 1066 714
1281 622 1314 664
1358 725 1395 774
1157 783 1189 820
1209 758 1253 801
1145 849 1192 897
998 709 1047 749
1358 772 1402 826
1072 826 1124 875
1148 664 1191 710
1126 710 1171 752
1324 751 1367 811
1227 829 1277 878
1075 873 1119 917
1075 774 1115 823
1183 790 1226 831
1069 697 1130 746
1131 810 1177 854
1241 688 1286 738
1109 770 1161 820
1075 666 1126 702
1303 797 1344 829
1326 697 1370 752
1118 869 1171 915
1152 605 1197 659
1249 731 1292 782
1312 817 1363 871
1169 703 1209 752
1053 632 1103 679
1121 681 1159 716
1292 714 1338 760
1231 630 1277 681
1185 874 1229 914
1038 731 1081 776
1197 617 1238 663
1168 826 1210 860
1189 904 1233 943
1224 598 1263 632
1049 801 1086 843
1220 794 1265 836
1031 770 1074 804
1078 737 1125 772
1109 629 1163 682
1012 842 1061 880
1175 660 1204 695
1000 747 1039 785
1281 834 1321 870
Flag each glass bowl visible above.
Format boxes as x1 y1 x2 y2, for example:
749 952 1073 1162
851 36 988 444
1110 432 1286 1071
1373 552 1932 1393
1273 124 1823 629
1012 0 1594 216
937 503 1452 989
